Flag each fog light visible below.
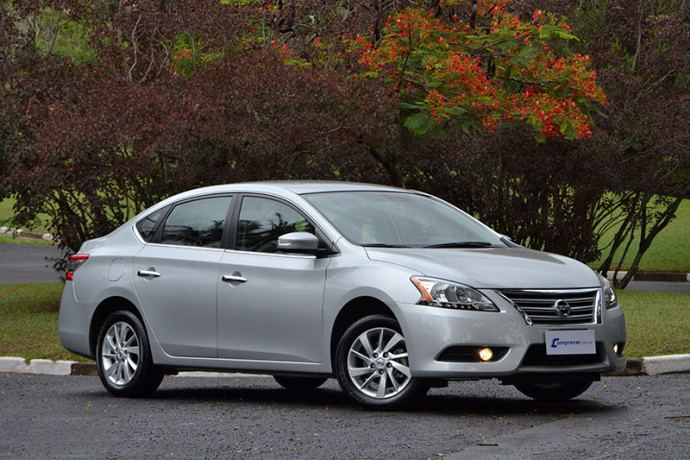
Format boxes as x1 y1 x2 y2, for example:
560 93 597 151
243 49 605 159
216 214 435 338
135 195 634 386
613 344 619 355
478 347 493 362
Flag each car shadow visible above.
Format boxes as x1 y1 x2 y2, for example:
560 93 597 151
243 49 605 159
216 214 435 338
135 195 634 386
141 379 621 417
410 392 619 416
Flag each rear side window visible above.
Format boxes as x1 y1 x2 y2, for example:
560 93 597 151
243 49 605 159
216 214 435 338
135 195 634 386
160 196 232 248
136 208 166 243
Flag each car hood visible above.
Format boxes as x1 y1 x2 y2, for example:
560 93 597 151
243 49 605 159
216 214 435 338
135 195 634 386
364 247 600 289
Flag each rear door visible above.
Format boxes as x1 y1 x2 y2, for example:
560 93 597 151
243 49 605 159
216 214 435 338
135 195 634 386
132 195 233 358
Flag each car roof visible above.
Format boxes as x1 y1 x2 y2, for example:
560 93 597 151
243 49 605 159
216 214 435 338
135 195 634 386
129 181 425 225
173 181 412 198
251 181 408 195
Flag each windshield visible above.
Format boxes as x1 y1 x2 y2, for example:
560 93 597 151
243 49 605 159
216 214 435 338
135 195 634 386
303 191 505 248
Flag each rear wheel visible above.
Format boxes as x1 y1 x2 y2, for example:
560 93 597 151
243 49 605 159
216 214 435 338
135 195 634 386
514 380 594 401
96 310 164 397
334 315 428 410
273 376 328 391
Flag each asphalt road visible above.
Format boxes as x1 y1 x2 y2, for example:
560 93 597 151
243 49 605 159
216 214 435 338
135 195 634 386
626 280 690 293
0 243 63 284
0 374 688 459
2 242 690 293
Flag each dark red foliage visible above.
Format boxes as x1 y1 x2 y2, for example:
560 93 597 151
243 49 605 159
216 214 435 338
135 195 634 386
1 0 688 280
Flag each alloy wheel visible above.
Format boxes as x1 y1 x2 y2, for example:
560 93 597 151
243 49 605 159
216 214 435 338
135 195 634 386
346 326 412 399
101 321 140 386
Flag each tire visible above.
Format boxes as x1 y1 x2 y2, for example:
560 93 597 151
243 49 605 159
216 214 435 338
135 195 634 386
273 376 328 391
514 380 594 402
334 315 428 410
96 310 164 397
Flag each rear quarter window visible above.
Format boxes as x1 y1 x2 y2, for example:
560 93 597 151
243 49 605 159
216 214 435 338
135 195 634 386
135 208 167 243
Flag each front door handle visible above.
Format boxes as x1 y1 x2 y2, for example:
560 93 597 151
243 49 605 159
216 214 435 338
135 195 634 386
222 275 247 283
137 270 161 278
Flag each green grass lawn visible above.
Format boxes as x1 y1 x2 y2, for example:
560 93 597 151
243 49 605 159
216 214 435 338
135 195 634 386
0 197 51 234
0 197 54 246
0 283 687 363
0 198 15 227
617 290 690 358
594 199 690 273
0 234 54 245
0 283 89 362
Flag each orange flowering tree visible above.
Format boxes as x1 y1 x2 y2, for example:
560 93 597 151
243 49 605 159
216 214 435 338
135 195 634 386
343 1 605 141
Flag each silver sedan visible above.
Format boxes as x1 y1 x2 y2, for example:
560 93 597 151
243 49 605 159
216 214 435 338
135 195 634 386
59 182 626 409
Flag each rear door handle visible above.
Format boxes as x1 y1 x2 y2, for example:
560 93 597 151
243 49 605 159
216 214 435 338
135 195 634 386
222 275 247 283
137 270 161 278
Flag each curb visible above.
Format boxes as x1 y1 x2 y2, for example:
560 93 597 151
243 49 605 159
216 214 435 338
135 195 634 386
0 227 54 242
0 357 80 376
2 355 689 377
0 357 262 378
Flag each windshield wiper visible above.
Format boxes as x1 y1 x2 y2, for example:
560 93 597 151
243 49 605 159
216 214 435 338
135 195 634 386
361 243 411 248
424 241 495 249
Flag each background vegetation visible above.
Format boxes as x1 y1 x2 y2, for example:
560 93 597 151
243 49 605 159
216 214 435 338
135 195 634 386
1 1 688 288
4 195 688 273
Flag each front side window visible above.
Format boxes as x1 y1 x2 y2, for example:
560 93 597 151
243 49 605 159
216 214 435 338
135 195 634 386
160 196 232 248
235 196 314 253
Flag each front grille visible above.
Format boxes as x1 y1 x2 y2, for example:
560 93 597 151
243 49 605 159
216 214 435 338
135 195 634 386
500 288 599 325
521 343 604 367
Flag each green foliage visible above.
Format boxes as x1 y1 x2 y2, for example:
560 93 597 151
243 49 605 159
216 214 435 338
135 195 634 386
403 112 433 137
172 33 224 79
33 9 94 63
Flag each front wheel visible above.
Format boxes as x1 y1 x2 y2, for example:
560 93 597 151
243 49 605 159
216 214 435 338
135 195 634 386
96 310 164 397
514 380 594 401
334 315 428 410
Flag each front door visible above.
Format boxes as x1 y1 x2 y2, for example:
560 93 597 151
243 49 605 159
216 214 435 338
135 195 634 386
217 195 328 363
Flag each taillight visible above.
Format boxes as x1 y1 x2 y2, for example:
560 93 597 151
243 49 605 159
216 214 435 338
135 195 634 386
66 254 89 281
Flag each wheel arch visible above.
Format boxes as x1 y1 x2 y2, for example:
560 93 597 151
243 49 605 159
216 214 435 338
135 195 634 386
89 296 144 357
329 296 397 368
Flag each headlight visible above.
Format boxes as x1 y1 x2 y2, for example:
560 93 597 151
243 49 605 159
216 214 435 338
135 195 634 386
599 274 620 310
604 283 619 310
411 276 499 312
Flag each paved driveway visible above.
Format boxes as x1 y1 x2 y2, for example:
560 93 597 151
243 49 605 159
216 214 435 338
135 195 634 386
1 373 688 459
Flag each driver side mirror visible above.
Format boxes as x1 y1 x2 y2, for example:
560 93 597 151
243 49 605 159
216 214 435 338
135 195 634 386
277 232 320 255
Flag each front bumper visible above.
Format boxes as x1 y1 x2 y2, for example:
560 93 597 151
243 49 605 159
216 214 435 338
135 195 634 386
398 290 627 379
